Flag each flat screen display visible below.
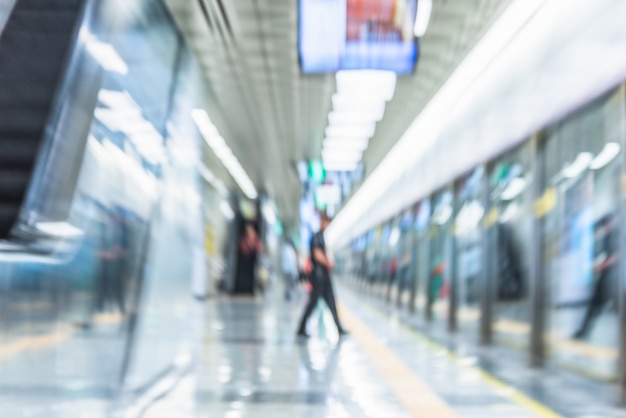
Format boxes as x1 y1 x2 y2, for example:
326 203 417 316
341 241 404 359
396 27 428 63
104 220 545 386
299 0 419 74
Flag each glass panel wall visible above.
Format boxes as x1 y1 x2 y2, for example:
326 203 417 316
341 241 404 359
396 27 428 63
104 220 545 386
427 188 454 326
411 199 431 315
541 88 624 380
454 167 485 332
488 143 534 349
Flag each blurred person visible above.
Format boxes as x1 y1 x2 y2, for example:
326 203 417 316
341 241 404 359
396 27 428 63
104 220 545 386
282 240 299 300
428 255 445 315
95 207 129 315
573 215 618 339
234 222 262 294
396 248 411 308
297 212 348 338
386 255 398 303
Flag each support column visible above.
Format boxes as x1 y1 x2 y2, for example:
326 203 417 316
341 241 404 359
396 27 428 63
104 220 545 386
615 83 626 405
529 134 546 368
480 164 494 345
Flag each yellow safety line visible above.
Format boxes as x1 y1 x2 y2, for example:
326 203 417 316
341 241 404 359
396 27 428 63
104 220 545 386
0 328 74 362
352 298 563 418
0 314 124 363
339 303 457 418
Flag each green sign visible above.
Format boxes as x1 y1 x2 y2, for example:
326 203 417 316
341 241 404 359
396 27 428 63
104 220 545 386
308 160 326 184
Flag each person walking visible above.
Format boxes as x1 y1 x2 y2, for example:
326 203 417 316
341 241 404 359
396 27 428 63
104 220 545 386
573 215 618 339
296 212 348 338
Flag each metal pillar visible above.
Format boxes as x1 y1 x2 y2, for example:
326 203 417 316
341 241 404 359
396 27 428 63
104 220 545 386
409 223 420 313
449 185 459 333
529 134 546 368
615 83 626 406
480 164 494 345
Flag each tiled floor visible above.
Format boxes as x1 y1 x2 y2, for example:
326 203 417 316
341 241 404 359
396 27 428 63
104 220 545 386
141 281 591 418
2 278 626 417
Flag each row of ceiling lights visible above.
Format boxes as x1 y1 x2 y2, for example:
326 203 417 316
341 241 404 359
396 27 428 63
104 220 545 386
321 0 433 172
321 70 397 172
192 109 258 200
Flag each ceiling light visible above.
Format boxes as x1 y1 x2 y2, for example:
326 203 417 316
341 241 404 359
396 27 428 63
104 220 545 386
500 177 527 201
336 70 397 101
325 124 375 139
324 137 369 146
322 149 363 161
590 142 620 170
323 139 369 152
563 152 593 178
414 0 433 37
332 94 387 116
323 161 359 172
192 109 258 200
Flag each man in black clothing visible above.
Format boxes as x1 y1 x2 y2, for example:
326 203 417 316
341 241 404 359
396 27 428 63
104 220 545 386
297 212 348 338
573 215 618 339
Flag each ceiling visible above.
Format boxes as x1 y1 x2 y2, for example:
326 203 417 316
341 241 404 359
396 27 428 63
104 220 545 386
164 0 511 227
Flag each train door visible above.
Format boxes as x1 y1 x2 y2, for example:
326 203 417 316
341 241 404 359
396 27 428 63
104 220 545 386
540 88 623 380
427 189 454 328
453 167 485 334
487 144 534 349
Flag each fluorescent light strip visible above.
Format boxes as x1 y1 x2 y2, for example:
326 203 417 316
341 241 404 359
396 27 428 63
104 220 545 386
563 152 593 179
323 141 369 152
322 149 363 160
324 137 369 146
414 0 433 37
192 109 258 200
590 142 620 170
332 94 387 115
319 71 397 175
336 70 397 101
500 177 527 201
325 124 375 139
328 110 384 125
326 0 548 247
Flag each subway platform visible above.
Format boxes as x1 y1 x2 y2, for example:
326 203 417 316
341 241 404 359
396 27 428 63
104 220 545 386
141 280 626 418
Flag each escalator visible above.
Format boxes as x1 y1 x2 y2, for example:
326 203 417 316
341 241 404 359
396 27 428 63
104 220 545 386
0 0 86 239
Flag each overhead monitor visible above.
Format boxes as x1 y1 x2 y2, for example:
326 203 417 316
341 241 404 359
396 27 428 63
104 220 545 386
299 0 419 74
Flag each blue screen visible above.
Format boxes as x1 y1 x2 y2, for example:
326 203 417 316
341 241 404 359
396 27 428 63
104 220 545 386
299 0 419 74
